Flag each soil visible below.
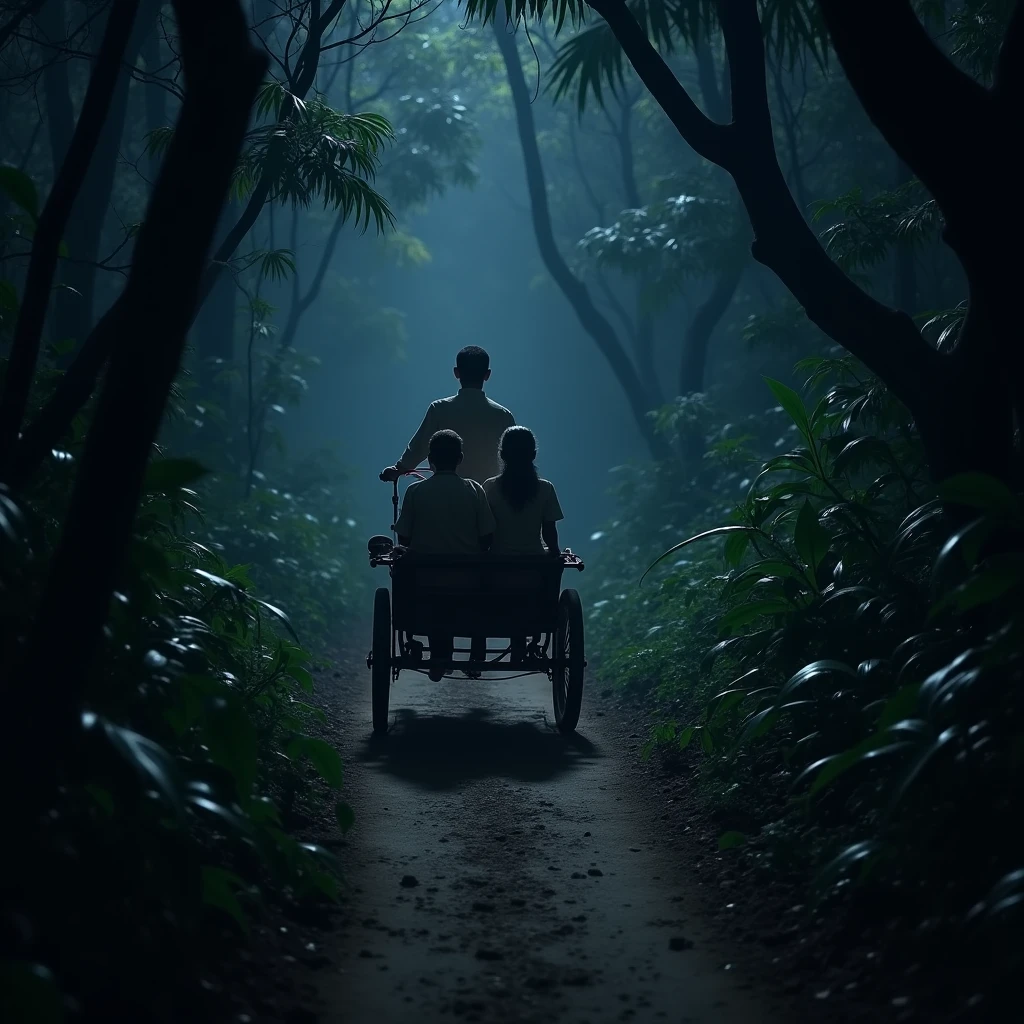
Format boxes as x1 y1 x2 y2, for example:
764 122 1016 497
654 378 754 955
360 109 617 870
201 641 932 1024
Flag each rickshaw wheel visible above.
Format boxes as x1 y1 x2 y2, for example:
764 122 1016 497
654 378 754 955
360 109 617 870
553 589 584 734
371 587 391 734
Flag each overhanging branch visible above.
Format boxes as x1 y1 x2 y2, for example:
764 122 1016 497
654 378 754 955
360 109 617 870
817 0 994 222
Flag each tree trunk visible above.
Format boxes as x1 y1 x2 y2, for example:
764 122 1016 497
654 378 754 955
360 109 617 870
192 210 238 398
52 0 158 352
4 0 267 798
140 18 167 174
38 0 74 174
493 21 668 460
590 0 952 471
892 157 917 314
0 0 141 475
8 1 348 484
679 265 743 396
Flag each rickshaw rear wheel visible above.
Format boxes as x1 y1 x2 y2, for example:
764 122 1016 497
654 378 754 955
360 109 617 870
553 589 584 734
371 587 391 734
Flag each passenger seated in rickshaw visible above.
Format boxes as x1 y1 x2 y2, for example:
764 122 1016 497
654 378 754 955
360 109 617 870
394 429 495 681
484 426 564 663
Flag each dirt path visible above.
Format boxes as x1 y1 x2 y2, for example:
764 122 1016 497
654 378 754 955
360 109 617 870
314 656 784 1024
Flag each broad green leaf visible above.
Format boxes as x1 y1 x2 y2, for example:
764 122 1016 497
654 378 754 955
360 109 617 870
204 698 258 801
335 800 355 833
84 783 114 816
763 376 811 440
875 684 920 729
794 500 830 574
86 714 185 818
0 164 39 219
0 961 64 1024
640 526 757 585
299 737 344 789
931 554 1024 616
144 457 209 493
289 664 314 694
938 473 1020 516
718 831 747 850
709 687 750 721
201 866 248 933
739 706 780 743
723 528 750 567
720 599 790 632
0 279 18 310
780 659 856 698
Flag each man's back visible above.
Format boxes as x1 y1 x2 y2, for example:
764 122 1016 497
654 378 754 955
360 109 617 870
395 472 495 554
396 388 515 484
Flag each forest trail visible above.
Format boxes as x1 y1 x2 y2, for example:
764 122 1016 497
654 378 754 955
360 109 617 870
314 654 781 1024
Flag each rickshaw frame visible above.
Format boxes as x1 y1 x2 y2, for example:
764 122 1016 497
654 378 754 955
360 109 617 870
365 473 586 734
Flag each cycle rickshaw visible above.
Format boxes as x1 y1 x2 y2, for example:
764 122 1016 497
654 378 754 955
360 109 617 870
366 471 586 735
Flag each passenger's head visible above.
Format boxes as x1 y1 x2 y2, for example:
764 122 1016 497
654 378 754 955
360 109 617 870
498 426 540 512
498 425 537 467
428 429 463 472
454 345 490 389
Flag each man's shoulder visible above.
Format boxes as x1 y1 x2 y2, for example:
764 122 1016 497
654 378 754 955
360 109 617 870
486 397 514 420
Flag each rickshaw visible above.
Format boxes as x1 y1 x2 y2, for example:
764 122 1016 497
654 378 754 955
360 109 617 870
366 470 586 736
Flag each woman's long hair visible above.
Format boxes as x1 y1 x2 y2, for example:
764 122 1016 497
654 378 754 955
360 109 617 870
498 426 540 512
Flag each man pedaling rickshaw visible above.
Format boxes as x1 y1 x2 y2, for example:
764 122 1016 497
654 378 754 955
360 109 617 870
379 347 565 681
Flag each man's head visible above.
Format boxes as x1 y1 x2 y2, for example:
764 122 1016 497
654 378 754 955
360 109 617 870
454 345 490 389
428 429 464 472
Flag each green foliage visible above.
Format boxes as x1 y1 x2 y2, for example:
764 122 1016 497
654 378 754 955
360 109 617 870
811 181 941 271
0 439 352 1016
381 89 480 208
588 358 1024 1006
239 93 395 231
577 181 744 310
534 0 828 113
0 163 40 220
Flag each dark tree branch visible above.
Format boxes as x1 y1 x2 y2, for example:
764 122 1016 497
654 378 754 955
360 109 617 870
10 0 347 477
54 0 160 352
588 0 731 166
694 33 727 122
38 0 75 171
816 0 994 231
679 264 742 396
995 1 1024 107
493 21 667 458
140 15 167 173
587 0 941 423
8 0 267 751
0 0 141 474
199 0 347 304
0 0 43 53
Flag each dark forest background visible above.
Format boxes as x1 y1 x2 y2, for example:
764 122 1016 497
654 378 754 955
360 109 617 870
1 0 1021 1020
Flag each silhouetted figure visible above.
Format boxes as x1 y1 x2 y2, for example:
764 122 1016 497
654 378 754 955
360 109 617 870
484 426 564 662
381 346 513 672
395 430 494 681
380 346 515 486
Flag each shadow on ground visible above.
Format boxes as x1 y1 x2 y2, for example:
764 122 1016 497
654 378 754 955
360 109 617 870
355 707 600 790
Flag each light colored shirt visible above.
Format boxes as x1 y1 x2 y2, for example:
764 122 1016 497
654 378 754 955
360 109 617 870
395 471 496 554
395 388 515 484
483 476 564 555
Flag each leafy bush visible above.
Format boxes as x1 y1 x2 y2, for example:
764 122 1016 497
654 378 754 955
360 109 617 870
588 358 1024 1012
1 455 353 1020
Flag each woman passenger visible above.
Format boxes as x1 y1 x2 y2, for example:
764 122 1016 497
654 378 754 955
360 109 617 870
484 426 563 557
484 427 564 663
